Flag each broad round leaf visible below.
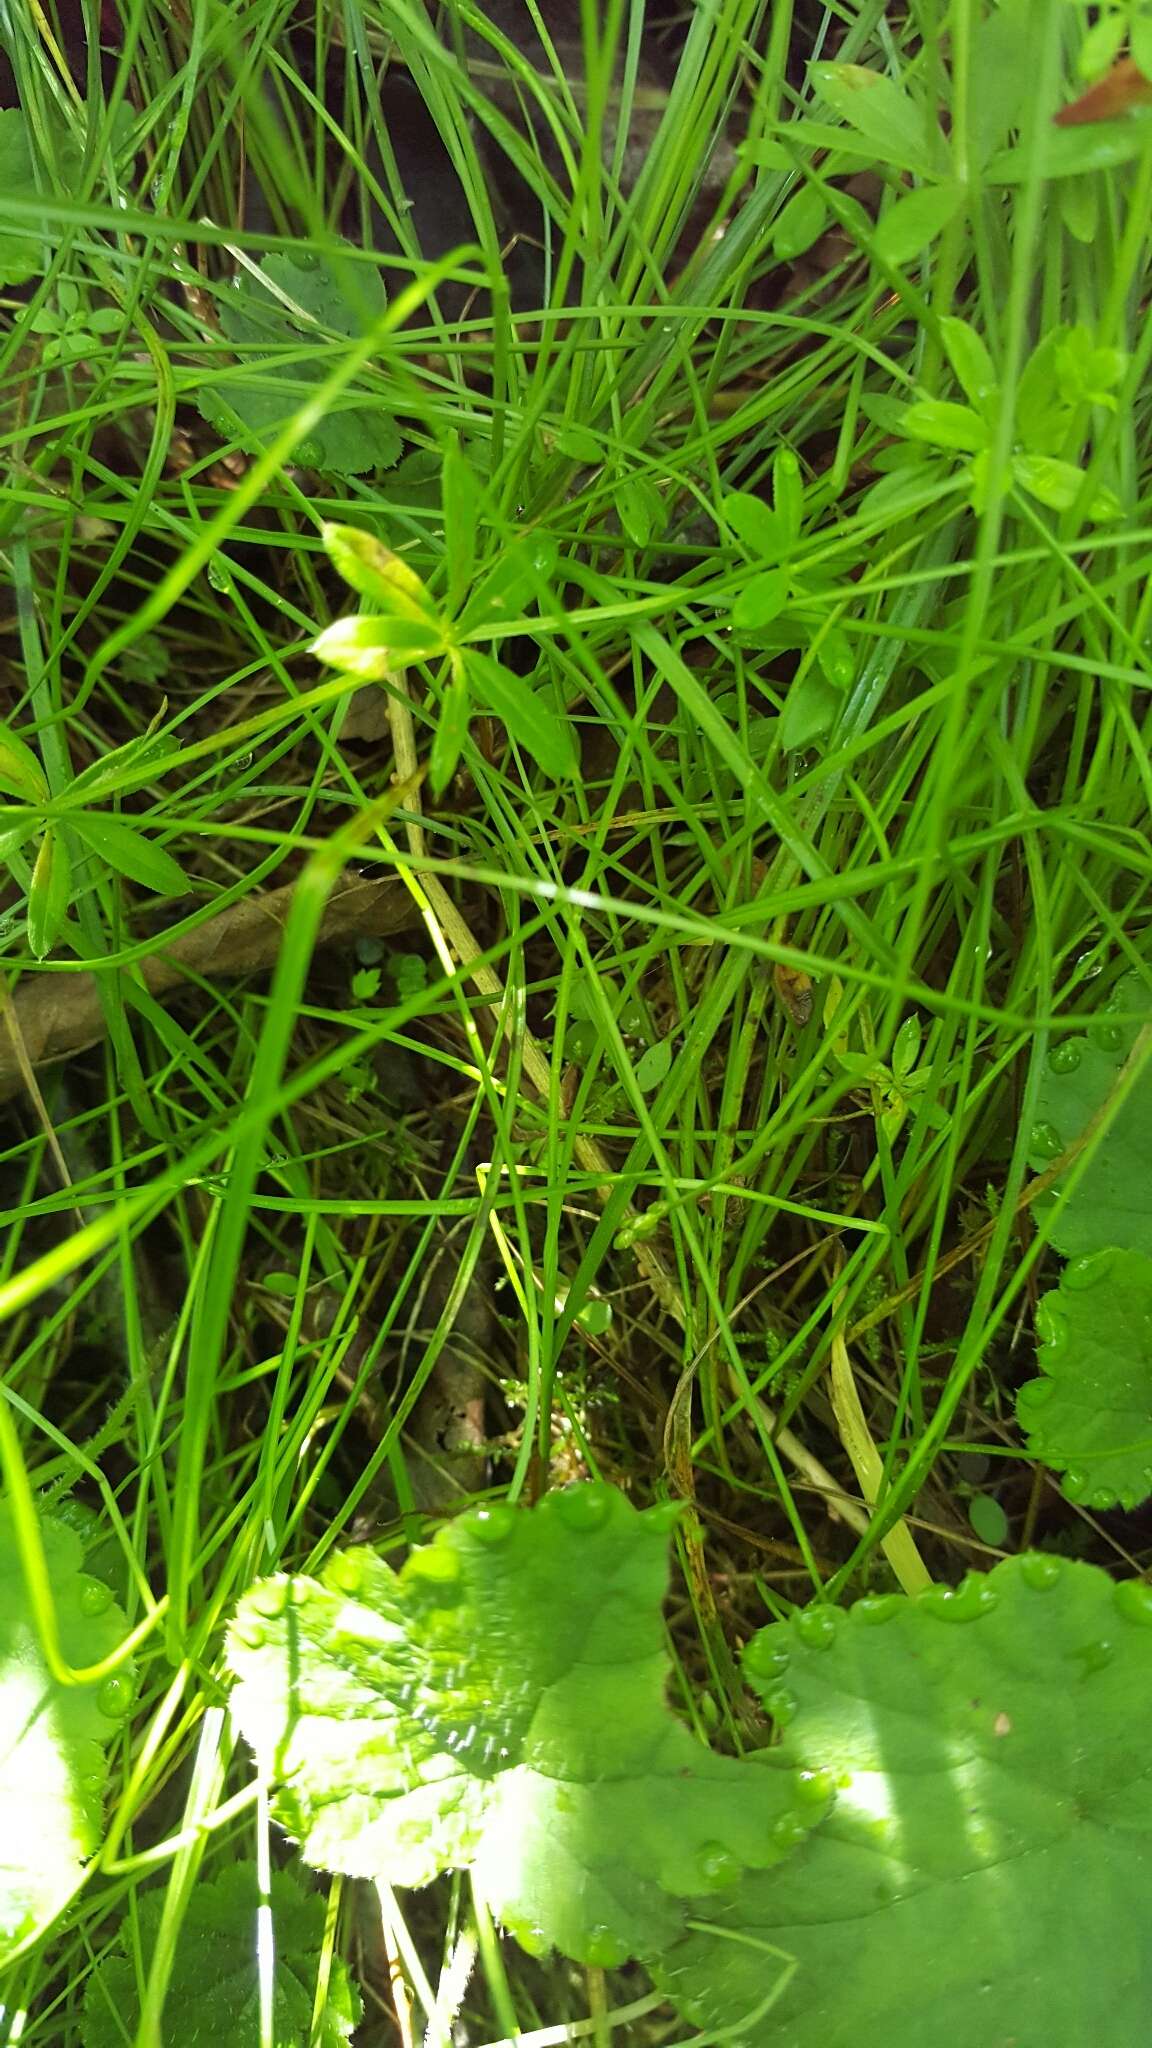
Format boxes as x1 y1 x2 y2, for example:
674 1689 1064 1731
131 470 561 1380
1028 973 1152 1256
82 1864 359 2048
659 1554 1152 2045
1017 1248 1152 1509
0 1504 134 1964
226 1486 824 1964
197 247 400 477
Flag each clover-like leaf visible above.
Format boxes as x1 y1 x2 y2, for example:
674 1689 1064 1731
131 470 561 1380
225 1486 826 1965
198 247 401 476
81 1863 360 2048
1017 1248 1152 1509
0 1503 134 1964
1028 971 1152 1256
658 1554 1152 2045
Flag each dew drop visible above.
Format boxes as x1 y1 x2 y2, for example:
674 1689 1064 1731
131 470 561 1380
552 1483 613 1532
466 1504 517 1545
1073 1638 1115 1674
1063 1249 1114 1291
1016 1377 1054 1417
770 1811 809 1853
694 1841 743 1891
1089 1487 1118 1512
328 1553 364 1595
743 1632 789 1682
793 1766 835 1814
762 1684 799 1726
1093 1020 1123 1053
1113 1579 1152 1627
249 1579 290 1618
852 1594 902 1626
405 1544 464 1604
918 1574 997 1623
78 1578 112 1618
794 1604 839 1650
1034 1299 1069 1349
509 1922 550 1960
1030 1122 1063 1161
1018 1552 1063 1592
1047 1041 1083 1074
584 1926 631 1968
1062 1468 1090 1502
96 1674 133 1720
644 1501 683 1535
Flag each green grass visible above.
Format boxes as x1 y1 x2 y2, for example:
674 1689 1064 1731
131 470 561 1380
2 0 1152 2038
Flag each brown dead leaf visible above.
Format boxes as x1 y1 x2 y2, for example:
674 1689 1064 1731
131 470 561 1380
0 873 419 1098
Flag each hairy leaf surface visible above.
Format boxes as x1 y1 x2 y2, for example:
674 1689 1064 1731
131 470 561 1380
659 1555 1152 2045
226 1486 822 1962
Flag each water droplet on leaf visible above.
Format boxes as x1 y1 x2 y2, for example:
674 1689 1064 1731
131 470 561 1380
918 1574 997 1623
1017 1376 1055 1417
793 1767 835 1815
405 1543 464 1604
328 1553 365 1594
1063 1467 1090 1502
584 1926 631 1967
1093 1020 1123 1052
694 1841 743 1890
645 1501 682 1535
794 1605 839 1650
743 1632 790 1682
1074 1638 1115 1674
762 1684 799 1726
96 1674 133 1720
1047 1040 1083 1073
1063 1249 1115 1290
1018 1552 1063 1591
852 1594 903 1626
249 1579 290 1617
78 1578 112 1617
552 1483 613 1531
509 1921 550 1959
1034 1298 1069 1349
1113 1579 1152 1626
466 1504 517 1545
1030 1122 1063 1160
770 1811 809 1852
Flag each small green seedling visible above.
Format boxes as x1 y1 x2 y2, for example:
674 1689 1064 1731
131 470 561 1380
872 318 1126 524
312 466 578 789
823 981 944 1141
